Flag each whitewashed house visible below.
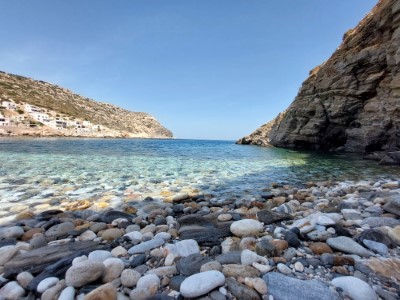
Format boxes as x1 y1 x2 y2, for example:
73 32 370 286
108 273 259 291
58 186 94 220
31 112 50 124
1 100 17 110
24 104 42 113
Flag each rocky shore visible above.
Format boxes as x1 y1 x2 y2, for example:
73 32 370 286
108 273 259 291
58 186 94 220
0 179 399 299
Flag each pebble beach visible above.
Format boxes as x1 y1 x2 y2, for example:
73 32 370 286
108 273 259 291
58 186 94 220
0 177 399 300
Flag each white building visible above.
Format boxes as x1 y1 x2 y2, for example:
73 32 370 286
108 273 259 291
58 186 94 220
1 100 17 110
0 116 12 126
24 104 43 113
30 112 50 124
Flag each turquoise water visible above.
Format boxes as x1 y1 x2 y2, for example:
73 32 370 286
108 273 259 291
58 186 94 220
0 138 399 222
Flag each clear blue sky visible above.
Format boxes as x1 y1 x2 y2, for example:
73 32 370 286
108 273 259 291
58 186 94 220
0 1 377 140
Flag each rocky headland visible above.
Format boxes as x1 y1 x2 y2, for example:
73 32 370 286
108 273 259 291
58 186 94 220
238 0 400 164
0 178 399 299
0 71 173 139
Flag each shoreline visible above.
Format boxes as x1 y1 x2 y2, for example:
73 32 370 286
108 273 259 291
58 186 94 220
0 177 399 299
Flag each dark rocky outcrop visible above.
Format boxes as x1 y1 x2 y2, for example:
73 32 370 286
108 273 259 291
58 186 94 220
238 0 400 164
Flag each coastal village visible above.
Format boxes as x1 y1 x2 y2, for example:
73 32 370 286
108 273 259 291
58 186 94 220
0 98 123 137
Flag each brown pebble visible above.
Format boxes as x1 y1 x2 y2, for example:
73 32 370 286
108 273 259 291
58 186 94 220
22 228 43 241
84 283 117 300
309 242 333 255
270 240 289 254
333 256 355 266
332 266 350 275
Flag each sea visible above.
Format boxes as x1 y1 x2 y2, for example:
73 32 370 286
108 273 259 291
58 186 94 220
0 138 399 223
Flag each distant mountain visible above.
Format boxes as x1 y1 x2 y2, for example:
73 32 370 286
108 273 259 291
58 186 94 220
0 71 173 138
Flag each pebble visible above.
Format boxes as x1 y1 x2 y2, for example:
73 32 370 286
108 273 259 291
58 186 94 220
0 281 26 299
331 276 377 300
136 274 160 295
230 219 263 237
241 249 269 265
218 213 232 221
101 228 124 241
102 257 125 282
78 230 96 241
164 239 200 257
88 250 112 262
222 264 260 277
45 222 75 241
200 260 223 272
0 226 24 239
121 269 141 288
327 236 372 257
124 231 143 243
85 283 117 300
58 286 75 300
128 238 165 254
277 263 292 274
180 271 225 298
111 246 128 257
0 245 18 266
294 261 304 272
363 239 389 256
16 271 33 289
37 276 59 293
65 260 105 287
263 272 338 300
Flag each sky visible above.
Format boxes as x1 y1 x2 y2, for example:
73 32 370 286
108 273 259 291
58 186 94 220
0 1 378 140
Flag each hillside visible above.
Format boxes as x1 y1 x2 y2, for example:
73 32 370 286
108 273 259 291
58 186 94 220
0 71 173 138
238 0 400 164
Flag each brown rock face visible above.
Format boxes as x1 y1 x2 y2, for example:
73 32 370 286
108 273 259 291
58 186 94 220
238 0 400 161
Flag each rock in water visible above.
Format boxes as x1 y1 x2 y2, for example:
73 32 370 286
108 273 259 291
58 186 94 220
327 236 372 257
230 219 263 237
180 271 225 298
331 276 377 300
263 272 339 300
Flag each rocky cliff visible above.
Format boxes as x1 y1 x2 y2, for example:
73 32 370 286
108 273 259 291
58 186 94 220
238 0 400 163
0 71 173 138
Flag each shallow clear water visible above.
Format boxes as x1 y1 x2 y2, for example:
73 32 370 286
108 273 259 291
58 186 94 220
0 138 399 221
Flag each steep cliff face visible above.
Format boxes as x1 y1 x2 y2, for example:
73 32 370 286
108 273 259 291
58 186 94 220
0 71 173 138
238 0 400 161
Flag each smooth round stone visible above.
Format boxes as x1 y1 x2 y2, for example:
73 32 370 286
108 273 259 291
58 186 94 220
65 260 105 287
101 228 124 241
142 232 154 241
362 239 389 256
277 263 292 275
0 245 18 266
307 230 331 242
16 271 33 289
72 255 87 265
241 249 269 266
0 226 24 239
45 222 75 241
129 287 151 300
165 239 200 257
102 258 124 283
136 274 160 295
78 230 97 241
30 234 47 249
317 215 336 226
222 264 260 278
230 219 263 237
85 283 117 300
111 246 128 257
90 222 107 233
58 286 75 300
121 269 141 288
244 277 268 295
88 250 112 262
294 262 304 272
37 277 59 293
309 242 333 255
327 236 371 257
218 214 232 222
0 281 26 299
331 276 377 300
200 261 223 272
180 271 225 298
146 266 177 277
154 232 171 241
127 238 165 255
124 231 143 243
239 237 257 251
